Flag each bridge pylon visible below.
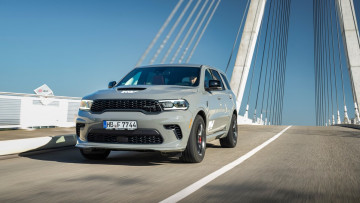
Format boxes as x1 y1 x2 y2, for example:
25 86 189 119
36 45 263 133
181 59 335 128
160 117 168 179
336 0 360 124
229 0 267 112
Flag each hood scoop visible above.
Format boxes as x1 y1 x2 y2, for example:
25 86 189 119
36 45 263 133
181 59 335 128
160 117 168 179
117 87 147 92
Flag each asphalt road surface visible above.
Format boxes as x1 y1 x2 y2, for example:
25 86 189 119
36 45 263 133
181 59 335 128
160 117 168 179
0 125 359 202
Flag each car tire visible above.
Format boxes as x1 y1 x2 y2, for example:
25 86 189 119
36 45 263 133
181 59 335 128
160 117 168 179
80 148 111 160
220 114 238 148
181 115 206 163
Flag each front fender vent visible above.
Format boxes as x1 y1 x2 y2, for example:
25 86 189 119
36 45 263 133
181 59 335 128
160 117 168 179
76 123 85 137
164 125 183 140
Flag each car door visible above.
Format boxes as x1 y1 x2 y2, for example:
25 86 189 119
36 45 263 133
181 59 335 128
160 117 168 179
204 69 223 134
220 72 235 122
211 69 229 129
209 69 228 130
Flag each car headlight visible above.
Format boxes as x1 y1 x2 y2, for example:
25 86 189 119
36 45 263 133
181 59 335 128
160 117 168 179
79 100 93 111
159 99 189 110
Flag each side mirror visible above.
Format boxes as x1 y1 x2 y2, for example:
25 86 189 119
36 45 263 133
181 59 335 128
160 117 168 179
208 80 221 91
108 81 116 88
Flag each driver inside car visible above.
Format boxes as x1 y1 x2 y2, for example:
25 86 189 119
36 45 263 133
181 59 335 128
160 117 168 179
190 76 197 86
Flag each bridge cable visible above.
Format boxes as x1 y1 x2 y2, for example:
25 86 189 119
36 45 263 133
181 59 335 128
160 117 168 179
161 0 202 64
274 0 289 125
280 0 292 124
178 0 216 63
186 0 221 63
324 0 330 125
136 0 184 66
320 1 328 125
253 0 274 123
322 0 328 125
328 0 336 125
320 0 327 125
260 0 278 123
329 0 340 124
282 0 292 124
265 0 283 125
322 0 330 126
273 0 288 125
272 0 285 125
315 0 320 125
315 0 321 125
224 0 251 73
275 0 290 125
317 0 324 125
327 0 340 124
150 0 194 65
313 0 317 125
314 0 320 125
260 0 280 123
324 1 334 126
325 0 334 125
319 0 325 125
319 0 326 126
170 0 210 64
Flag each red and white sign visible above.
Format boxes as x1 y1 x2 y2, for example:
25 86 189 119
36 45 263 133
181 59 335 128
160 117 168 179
34 84 54 96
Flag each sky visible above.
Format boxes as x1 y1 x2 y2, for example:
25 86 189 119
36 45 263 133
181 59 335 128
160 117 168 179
0 0 358 126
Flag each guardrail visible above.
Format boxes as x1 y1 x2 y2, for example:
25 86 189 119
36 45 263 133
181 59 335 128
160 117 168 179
335 124 360 130
0 92 81 129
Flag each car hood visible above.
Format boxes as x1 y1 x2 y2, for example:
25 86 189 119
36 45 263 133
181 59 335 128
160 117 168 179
83 85 199 100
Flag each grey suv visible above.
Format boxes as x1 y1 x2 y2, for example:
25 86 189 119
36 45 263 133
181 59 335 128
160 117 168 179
76 64 237 163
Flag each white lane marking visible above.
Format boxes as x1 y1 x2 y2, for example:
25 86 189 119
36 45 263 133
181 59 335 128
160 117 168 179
160 126 292 203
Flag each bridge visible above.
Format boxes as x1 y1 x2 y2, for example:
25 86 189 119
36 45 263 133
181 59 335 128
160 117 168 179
1 0 360 202
135 0 360 127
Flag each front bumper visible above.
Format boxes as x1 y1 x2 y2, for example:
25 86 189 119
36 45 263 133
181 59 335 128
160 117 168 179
75 110 194 152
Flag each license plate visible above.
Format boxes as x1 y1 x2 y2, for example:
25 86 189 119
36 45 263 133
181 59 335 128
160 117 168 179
103 121 137 130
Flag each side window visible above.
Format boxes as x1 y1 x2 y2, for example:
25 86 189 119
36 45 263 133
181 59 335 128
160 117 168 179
220 73 231 90
124 71 141 86
210 69 225 90
204 69 213 89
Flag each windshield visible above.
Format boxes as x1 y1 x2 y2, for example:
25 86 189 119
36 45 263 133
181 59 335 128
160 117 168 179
118 67 201 87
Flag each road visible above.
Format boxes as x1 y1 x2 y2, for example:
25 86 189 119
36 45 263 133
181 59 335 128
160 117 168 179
0 125 359 202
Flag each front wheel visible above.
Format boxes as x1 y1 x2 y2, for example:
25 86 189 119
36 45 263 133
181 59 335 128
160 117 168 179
80 148 110 160
220 114 238 148
181 115 206 163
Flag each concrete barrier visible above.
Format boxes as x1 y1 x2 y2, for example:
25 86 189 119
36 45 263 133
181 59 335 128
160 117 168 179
0 134 76 156
335 124 360 130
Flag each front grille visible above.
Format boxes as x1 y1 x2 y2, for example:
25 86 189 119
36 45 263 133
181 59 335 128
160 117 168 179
76 123 85 137
128 135 163 144
90 99 162 113
164 125 183 139
87 129 163 144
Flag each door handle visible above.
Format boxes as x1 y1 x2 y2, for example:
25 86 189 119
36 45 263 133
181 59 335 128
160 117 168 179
217 96 221 100
229 95 232 99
